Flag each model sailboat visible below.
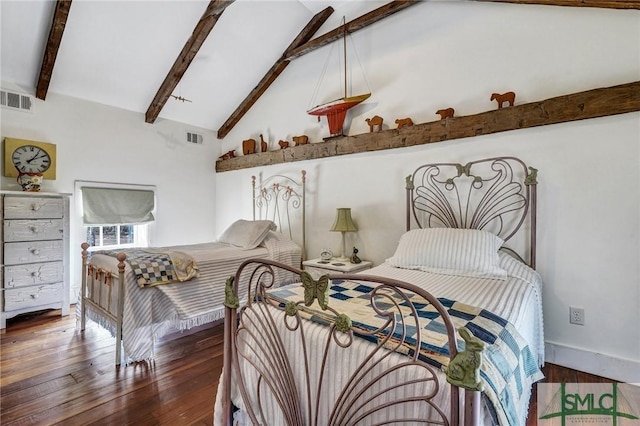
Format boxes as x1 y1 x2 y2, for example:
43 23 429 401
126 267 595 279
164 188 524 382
307 18 371 136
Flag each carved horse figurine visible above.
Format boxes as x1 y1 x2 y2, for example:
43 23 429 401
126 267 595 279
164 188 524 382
365 115 384 132
242 138 256 155
395 117 414 129
292 135 309 146
490 91 516 109
436 108 455 119
278 140 289 149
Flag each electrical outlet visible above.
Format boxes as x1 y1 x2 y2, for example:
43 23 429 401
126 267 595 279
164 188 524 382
569 306 585 325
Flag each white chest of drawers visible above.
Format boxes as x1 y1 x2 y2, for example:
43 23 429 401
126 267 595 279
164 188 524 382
1 191 71 328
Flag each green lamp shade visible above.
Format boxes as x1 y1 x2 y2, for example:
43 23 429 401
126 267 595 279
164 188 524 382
330 208 357 232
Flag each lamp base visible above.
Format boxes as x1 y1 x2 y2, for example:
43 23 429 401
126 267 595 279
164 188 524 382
336 231 349 262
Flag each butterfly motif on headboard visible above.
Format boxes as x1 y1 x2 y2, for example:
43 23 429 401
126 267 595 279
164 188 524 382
301 271 330 310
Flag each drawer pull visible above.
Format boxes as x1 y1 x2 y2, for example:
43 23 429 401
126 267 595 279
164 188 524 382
30 248 40 255
31 204 41 211
29 225 39 233
31 271 41 277
30 294 39 299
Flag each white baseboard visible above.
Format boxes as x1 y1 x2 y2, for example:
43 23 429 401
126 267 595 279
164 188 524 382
545 341 640 384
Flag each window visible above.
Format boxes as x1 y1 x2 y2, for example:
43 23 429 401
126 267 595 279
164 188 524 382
85 224 149 251
76 181 155 251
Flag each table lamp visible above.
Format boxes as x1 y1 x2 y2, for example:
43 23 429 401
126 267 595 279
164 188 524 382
330 208 357 261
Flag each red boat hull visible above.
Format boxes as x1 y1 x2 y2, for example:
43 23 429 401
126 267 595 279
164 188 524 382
307 93 370 135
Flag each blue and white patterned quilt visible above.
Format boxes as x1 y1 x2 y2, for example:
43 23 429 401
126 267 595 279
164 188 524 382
268 278 544 425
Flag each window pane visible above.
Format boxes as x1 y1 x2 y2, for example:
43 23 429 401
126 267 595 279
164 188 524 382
103 226 117 246
86 227 100 247
120 225 134 245
84 224 147 250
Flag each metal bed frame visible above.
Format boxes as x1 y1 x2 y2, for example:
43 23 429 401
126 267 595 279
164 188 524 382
79 170 307 366
221 157 538 425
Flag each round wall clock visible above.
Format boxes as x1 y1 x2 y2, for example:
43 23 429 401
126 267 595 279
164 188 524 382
12 144 51 174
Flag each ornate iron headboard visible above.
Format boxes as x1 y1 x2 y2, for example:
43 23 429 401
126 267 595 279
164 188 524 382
405 157 538 268
252 170 307 260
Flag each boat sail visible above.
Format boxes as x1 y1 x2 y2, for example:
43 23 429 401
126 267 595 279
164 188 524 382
307 17 370 136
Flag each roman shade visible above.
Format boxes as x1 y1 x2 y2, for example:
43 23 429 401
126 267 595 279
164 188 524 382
81 187 155 225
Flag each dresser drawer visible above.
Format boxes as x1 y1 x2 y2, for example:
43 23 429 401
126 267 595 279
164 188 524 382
3 196 64 219
4 219 64 242
3 240 64 265
4 283 64 311
4 261 64 289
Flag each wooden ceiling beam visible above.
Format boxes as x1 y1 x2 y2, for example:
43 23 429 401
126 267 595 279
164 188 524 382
216 6 334 139
36 0 72 101
216 81 640 172
145 0 234 124
284 1 418 61
475 0 640 9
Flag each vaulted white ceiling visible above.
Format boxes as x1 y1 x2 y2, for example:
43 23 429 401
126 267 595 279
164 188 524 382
0 0 387 134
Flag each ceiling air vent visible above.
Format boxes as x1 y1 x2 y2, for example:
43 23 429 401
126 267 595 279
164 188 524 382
187 131 203 144
0 89 34 113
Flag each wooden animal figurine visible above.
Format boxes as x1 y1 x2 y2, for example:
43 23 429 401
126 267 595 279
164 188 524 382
365 115 384 132
436 108 455 119
395 117 414 129
292 135 309 146
490 91 516 109
278 140 289 149
218 150 236 160
445 327 485 391
242 138 256 155
259 134 268 152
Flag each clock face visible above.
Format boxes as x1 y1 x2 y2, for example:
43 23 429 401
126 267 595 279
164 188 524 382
320 249 333 261
12 145 51 174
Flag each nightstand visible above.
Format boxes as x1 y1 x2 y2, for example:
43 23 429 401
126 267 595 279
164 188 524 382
303 258 372 279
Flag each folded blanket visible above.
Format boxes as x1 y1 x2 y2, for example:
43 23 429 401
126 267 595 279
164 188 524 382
268 278 543 426
97 249 199 287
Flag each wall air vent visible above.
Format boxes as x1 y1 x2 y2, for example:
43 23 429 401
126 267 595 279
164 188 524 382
187 131 203 144
0 89 34 113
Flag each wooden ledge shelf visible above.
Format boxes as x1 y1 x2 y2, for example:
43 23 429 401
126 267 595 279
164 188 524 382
215 80 640 173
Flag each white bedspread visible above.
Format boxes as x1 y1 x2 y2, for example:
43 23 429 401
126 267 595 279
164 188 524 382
81 231 301 363
214 252 544 425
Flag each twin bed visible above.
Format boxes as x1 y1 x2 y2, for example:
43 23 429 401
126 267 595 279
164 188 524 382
217 157 544 425
79 171 307 365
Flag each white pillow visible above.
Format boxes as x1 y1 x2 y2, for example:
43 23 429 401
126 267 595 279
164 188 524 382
386 228 507 279
218 220 277 249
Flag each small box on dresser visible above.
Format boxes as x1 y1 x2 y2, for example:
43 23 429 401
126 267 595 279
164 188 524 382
1 191 71 329
302 257 372 279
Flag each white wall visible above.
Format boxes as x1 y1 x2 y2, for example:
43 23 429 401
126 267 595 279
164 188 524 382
1 88 218 297
216 3 640 381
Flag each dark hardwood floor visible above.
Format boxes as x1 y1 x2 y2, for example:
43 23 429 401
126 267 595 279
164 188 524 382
1 307 614 425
